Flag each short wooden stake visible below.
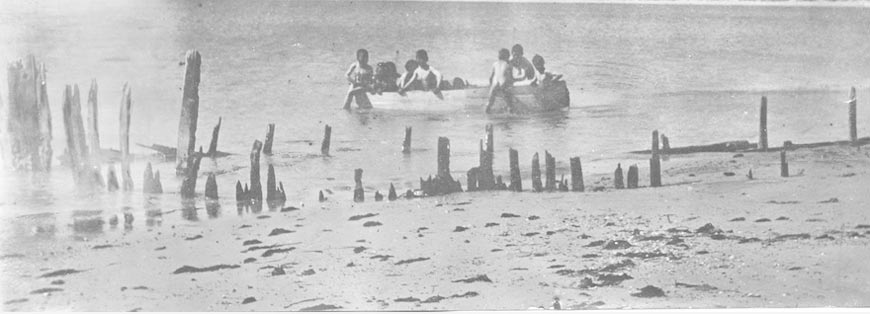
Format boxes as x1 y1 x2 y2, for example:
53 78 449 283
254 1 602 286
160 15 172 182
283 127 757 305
321 124 331 156
153 170 162 193
353 168 364 202
614 163 624 189
531 152 543 192
207 117 221 157
266 164 278 202
466 167 479 192
780 143 789 178
402 126 411 154
544 151 556 191
107 164 119 191
249 140 263 202
236 181 245 203
496 175 507 190
508 148 522 192
570 157 584 192
849 87 857 144
205 173 218 200
319 190 327 202
263 123 276 155
661 134 670 153
374 191 384 201
388 183 397 201
119 83 133 190
759 96 768 150
176 50 201 175
86 79 100 159
627 165 638 189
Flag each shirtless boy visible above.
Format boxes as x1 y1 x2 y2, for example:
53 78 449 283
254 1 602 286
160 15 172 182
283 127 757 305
343 48 374 110
485 48 515 114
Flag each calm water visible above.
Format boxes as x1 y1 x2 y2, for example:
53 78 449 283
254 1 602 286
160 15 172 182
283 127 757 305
0 0 869 243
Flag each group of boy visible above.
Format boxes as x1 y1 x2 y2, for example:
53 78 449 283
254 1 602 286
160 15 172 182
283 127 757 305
486 44 563 113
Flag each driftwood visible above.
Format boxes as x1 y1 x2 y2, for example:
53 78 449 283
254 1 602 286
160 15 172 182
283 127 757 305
420 137 462 196
780 142 789 178
630 140 755 155
508 148 522 192
6 55 53 171
176 50 201 175
249 140 263 202
319 190 326 202
263 123 275 155
207 117 221 157
119 84 133 190
650 130 662 188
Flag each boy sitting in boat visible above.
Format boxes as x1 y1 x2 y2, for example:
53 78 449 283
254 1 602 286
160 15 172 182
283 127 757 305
343 48 374 110
372 61 400 94
509 44 536 86
399 49 444 96
485 48 515 114
531 54 563 87
397 59 422 93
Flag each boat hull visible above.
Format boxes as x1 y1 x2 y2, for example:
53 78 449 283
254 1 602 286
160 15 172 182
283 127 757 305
366 81 570 113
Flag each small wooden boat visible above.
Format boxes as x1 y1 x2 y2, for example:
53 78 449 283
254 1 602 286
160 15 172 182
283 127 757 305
365 80 570 113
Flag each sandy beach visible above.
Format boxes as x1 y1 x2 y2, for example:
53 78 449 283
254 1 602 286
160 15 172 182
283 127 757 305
2 142 869 311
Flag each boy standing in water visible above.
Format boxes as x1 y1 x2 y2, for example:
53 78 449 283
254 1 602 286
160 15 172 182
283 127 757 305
343 48 374 110
486 48 515 114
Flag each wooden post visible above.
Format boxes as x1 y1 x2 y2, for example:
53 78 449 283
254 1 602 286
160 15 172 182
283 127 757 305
466 167 479 192
422 137 462 196
496 175 507 190
354 168 364 202
614 164 624 189
205 173 218 200
119 84 133 190
508 148 522 192
86 79 100 160
544 151 555 191
650 130 662 188
266 164 283 203
263 123 275 155
235 180 245 203
627 165 638 189
319 190 327 202
249 140 263 202
849 87 857 144
437 137 451 179
759 96 768 150
478 124 495 190
143 162 155 193
374 191 383 201
176 50 201 175
321 124 331 156
570 157 584 192
207 117 221 157
61 84 89 178
531 153 543 192
402 126 411 154
107 164 119 191
388 183 397 201
780 142 789 177
652 130 660 156
5 56 52 171
180 147 202 198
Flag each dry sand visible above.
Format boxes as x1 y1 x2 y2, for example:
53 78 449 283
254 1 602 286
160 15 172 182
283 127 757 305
2 144 870 311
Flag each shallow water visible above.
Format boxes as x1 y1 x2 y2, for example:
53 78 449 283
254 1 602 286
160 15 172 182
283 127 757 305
0 1 868 245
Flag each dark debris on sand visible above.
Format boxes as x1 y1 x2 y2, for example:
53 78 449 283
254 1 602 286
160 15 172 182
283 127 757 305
452 274 492 283
299 303 342 311
631 285 666 298
453 226 469 232
173 264 240 274
268 228 294 236
500 213 521 218
39 269 83 278
242 297 256 304
262 247 296 257
395 257 430 265
603 240 632 250
363 221 383 227
675 282 717 292
243 239 262 246
485 223 499 227
349 213 378 221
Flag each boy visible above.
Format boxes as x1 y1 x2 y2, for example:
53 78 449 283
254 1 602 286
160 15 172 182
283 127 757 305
399 49 443 96
485 48 515 114
343 48 374 110
509 44 536 85
531 54 563 87
397 59 421 93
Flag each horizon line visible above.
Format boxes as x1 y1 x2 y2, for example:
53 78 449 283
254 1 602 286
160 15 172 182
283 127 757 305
347 0 870 7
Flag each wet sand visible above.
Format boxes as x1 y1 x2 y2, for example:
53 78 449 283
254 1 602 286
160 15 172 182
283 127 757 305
2 144 870 311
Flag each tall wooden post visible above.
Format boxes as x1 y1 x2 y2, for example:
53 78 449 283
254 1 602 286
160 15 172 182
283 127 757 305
176 50 201 175
86 79 100 160
759 96 768 150
849 87 857 144
650 130 662 188
119 84 133 190
614 164 624 189
207 117 221 157
437 137 451 179
6 55 52 171
62 85 89 178
531 153 543 192
354 168 364 202
180 147 202 198
509 148 522 192
249 140 263 202
780 142 789 177
627 165 638 189
321 124 331 156
544 151 556 191
263 123 275 155
570 157 584 192
402 126 412 154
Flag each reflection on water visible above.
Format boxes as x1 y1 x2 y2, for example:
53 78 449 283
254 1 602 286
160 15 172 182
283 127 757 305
180 199 198 222
206 201 220 219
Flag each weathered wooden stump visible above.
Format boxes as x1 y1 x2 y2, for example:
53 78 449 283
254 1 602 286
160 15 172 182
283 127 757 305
759 96 768 150
374 191 384 201
544 151 556 191
86 79 100 159
107 164 120 191
421 137 462 196
263 123 276 155
627 165 639 189
180 147 203 198
266 164 278 202
235 181 246 203
780 142 789 178
321 124 331 156
495 175 507 190
354 168 364 202
849 87 857 144
466 167 479 192
119 84 133 190
570 157 584 192
5 55 52 171
650 130 662 188
402 126 412 154
388 183 397 201
508 148 522 192
319 190 327 202
205 173 218 200
477 125 495 190
207 117 221 157
249 140 263 202
143 162 163 194
61 84 89 179
531 152 543 192
614 163 624 189
176 50 201 175
153 170 163 193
